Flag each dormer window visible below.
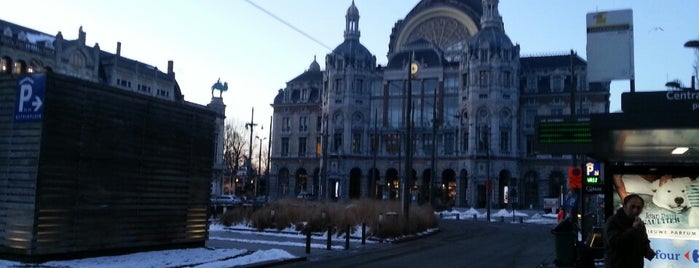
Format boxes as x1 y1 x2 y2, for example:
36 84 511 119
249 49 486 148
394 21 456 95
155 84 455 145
3 27 12 37
479 70 489 87
551 75 564 92
72 52 85 67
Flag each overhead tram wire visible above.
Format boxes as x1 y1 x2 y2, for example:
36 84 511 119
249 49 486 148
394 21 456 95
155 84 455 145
244 0 333 51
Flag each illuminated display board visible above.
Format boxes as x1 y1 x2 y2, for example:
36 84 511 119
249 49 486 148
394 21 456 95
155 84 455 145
534 115 593 154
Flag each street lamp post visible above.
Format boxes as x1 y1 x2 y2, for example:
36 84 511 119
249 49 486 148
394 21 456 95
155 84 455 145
684 40 699 90
245 107 259 196
403 53 417 232
255 135 267 197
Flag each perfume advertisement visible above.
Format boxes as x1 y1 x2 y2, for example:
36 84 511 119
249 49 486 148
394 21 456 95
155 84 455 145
612 174 699 267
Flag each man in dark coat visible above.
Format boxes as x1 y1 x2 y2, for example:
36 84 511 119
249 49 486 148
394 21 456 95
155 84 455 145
604 194 656 268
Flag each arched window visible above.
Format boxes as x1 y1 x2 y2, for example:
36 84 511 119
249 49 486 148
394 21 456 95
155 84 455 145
0 57 11 73
12 60 25 74
72 52 85 67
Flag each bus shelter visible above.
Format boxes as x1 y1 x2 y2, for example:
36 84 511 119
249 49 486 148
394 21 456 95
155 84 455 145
588 91 699 267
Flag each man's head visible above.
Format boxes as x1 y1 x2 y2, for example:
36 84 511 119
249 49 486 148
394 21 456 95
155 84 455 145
623 194 645 218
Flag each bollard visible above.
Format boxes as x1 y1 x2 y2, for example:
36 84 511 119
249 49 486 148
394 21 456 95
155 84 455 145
519 217 523 223
440 212 443 218
361 223 366 245
345 224 350 250
305 232 311 254
378 213 384 243
473 214 477 221
456 213 460 220
327 225 332 250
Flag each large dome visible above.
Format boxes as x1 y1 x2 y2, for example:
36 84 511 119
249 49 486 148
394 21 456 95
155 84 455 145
469 26 513 50
332 39 373 61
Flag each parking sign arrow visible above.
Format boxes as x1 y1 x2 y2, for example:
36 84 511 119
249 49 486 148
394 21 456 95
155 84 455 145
32 95 43 112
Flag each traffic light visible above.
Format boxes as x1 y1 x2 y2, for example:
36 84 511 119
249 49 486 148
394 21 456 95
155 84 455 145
568 167 582 189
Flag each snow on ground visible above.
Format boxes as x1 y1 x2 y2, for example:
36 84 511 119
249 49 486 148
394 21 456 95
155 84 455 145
0 208 558 268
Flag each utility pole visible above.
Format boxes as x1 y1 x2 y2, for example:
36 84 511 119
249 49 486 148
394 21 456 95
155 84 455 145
321 115 328 200
372 109 378 199
429 90 437 206
255 135 266 197
245 107 258 195
266 115 272 196
403 52 417 232
486 124 492 222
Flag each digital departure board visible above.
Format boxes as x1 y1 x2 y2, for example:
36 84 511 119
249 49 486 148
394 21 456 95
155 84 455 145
534 115 594 154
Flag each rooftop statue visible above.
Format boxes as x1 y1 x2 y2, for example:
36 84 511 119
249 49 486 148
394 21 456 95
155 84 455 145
211 78 228 98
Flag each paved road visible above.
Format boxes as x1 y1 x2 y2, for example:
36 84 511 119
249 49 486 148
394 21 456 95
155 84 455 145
207 218 564 267
279 220 557 268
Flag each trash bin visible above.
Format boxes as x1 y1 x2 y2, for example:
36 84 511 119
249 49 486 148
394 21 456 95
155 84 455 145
551 219 577 267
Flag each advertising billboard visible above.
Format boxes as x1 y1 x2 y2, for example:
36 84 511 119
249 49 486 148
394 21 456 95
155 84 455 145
586 9 634 82
612 174 699 267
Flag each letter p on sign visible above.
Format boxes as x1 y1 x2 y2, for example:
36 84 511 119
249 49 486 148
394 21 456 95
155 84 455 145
18 83 32 112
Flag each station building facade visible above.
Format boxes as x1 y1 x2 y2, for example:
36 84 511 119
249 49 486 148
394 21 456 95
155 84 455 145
270 0 610 209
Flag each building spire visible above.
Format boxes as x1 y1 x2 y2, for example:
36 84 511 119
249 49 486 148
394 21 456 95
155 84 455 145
344 0 360 41
481 0 504 30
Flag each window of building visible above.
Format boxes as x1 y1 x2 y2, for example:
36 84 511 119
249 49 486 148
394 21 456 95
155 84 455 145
72 52 85 67
316 116 322 132
385 133 400 155
500 129 510 153
578 75 588 91
352 132 361 153
461 72 469 90
282 117 290 132
423 133 433 154
551 75 564 92
316 137 322 156
299 116 308 132
477 126 489 153
461 130 469 152
526 76 537 92
503 71 511 87
444 132 454 155
551 108 563 116
524 109 536 129
334 79 343 93
12 61 23 74
281 138 289 156
298 137 307 156
0 58 8 73
526 135 534 156
479 70 489 87
356 79 363 93
333 132 343 152
301 89 309 101
576 107 590 115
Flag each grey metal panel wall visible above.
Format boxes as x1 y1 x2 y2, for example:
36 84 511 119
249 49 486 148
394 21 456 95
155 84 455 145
0 75 41 254
0 73 215 258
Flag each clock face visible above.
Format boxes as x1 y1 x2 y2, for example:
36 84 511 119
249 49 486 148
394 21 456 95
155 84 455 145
406 16 472 59
410 63 419 74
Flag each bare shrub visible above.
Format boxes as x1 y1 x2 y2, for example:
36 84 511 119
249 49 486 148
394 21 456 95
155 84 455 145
219 207 249 226
244 198 437 239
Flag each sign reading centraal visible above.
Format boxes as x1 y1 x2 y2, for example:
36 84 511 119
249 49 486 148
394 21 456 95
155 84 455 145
14 74 46 122
622 91 699 113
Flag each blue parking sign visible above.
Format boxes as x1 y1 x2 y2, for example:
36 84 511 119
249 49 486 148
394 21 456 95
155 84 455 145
14 74 46 122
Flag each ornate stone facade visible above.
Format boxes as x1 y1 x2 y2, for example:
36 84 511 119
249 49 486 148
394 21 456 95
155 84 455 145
270 0 610 209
